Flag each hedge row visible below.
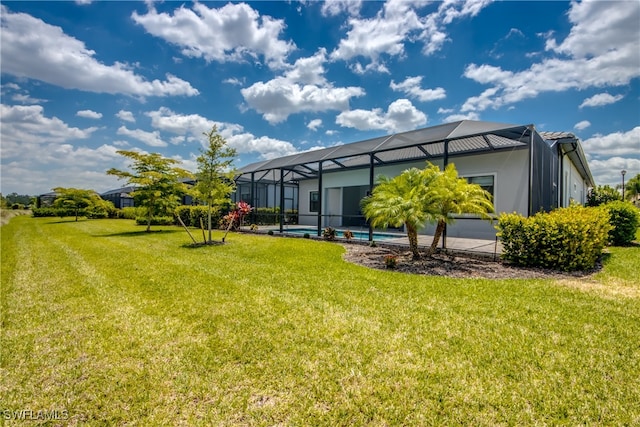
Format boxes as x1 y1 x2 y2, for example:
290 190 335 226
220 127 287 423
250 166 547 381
32 204 118 219
250 208 298 225
497 205 612 271
32 207 78 217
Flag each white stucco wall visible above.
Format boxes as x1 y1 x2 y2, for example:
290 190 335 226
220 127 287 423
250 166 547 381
562 155 588 206
298 148 529 239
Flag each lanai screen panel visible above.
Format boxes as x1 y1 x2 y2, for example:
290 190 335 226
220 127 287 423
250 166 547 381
235 121 533 181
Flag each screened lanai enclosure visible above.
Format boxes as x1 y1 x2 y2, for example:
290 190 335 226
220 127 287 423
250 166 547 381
233 120 594 243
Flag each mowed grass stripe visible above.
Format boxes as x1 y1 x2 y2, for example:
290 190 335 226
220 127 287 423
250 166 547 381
2 217 639 425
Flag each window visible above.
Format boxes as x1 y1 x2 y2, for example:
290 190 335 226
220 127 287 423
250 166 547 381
466 175 494 198
309 191 319 212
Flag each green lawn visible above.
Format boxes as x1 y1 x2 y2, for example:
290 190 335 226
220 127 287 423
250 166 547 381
1 217 639 425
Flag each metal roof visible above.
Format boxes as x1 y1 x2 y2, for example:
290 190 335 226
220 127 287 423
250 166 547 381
237 120 531 181
235 120 595 188
539 131 595 187
101 186 138 196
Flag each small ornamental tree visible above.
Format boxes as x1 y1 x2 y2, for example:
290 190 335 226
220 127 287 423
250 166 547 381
107 151 193 232
52 187 105 221
193 126 237 243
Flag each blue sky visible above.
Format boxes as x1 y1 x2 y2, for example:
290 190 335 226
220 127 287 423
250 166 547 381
1 0 638 196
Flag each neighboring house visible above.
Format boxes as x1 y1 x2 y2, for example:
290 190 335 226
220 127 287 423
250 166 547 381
234 120 595 241
100 178 196 209
36 191 59 208
101 186 137 209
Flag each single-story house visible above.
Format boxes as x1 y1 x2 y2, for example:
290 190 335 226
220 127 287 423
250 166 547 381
234 120 595 241
101 186 137 209
101 178 196 209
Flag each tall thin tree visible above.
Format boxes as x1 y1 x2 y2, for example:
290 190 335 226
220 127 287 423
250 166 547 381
193 126 237 243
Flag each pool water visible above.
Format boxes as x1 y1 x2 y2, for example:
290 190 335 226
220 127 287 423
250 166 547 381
281 228 402 241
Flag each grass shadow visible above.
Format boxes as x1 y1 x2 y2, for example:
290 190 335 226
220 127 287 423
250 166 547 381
181 241 226 249
95 229 183 238
42 219 89 224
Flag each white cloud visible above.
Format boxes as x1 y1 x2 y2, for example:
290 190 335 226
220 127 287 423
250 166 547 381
438 0 493 26
146 107 219 137
117 126 167 147
579 93 624 109
242 80 364 124
336 99 427 133
321 0 362 17
331 0 493 72
0 104 97 159
574 120 591 131
330 0 424 70
76 109 102 119
11 93 46 104
462 64 513 85
241 49 365 124
145 107 298 160
390 76 446 102
223 77 244 86
586 156 640 188
132 2 295 70
0 6 198 97
1 83 47 104
307 119 322 131
227 134 298 160
461 1 640 112
283 48 329 85
460 87 500 112
582 126 640 157
2 159 123 195
0 104 123 194
442 112 480 122
116 110 136 123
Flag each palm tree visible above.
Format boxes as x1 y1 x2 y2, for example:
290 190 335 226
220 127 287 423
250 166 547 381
625 173 640 204
361 167 441 259
424 164 494 256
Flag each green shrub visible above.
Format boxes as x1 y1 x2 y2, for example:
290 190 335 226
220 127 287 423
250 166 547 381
119 206 146 220
384 254 397 269
86 199 117 219
174 205 218 228
135 216 174 226
497 205 612 271
323 226 336 241
11 203 25 210
602 201 640 246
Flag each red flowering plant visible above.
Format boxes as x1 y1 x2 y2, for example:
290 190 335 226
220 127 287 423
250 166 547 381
222 201 253 242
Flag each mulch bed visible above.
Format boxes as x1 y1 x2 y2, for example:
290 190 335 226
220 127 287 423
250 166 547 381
341 243 601 280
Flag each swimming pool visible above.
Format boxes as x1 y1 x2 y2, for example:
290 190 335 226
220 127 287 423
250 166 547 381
280 228 403 241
